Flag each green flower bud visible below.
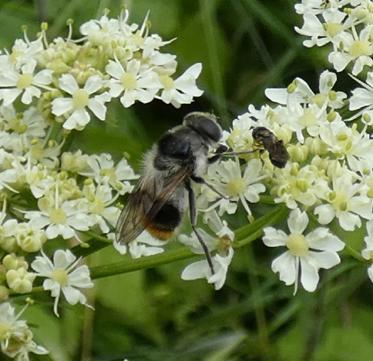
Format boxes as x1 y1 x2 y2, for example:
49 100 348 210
6 268 35 294
0 285 9 301
15 224 47 253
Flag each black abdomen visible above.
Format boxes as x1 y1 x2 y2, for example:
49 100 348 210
151 202 181 231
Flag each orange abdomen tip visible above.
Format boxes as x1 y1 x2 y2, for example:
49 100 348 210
146 224 174 241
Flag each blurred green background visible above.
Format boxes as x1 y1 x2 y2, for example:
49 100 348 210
1 0 372 360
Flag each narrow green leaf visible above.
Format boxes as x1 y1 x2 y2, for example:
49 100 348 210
235 205 288 246
240 0 297 45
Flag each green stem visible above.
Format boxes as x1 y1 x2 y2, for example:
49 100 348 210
90 248 195 279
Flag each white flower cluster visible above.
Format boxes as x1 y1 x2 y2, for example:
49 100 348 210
0 10 205 360
0 10 203 132
190 0 373 294
216 65 373 292
295 0 373 75
0 302 48 360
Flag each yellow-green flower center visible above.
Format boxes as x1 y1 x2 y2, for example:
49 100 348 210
16 73 33 89
349 40 372 57
91 199 105 214
0 322 11 340
51 268 69 287
121 73 137 90
49 208 67 224
299 109 317 127
160 75 175 90
72 89 89 109
295 178 309 192
328 191 348 211
337 132 348 141
286 233 309 257
324 22 343 37
226 178 246 197
100 168 116 182
312 93 326 107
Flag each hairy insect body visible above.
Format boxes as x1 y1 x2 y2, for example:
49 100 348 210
116 112 222 256
146 125 211 239
252 126 289 168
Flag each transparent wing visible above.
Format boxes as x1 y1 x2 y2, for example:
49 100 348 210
116 164 193 244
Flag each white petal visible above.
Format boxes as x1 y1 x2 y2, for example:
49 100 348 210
62 286 86 305
309 251 340 269
314 204 335 225
349 88 373 110
52 97 73 116
53 249 76 268
288 208 309 234
181 260 209 280
34 69 53 85
59 74 79 95
300 258 319 292
306 228 345 251
1 88 21 106
106 60 124 79
271 251 297 286
84 75 103 94
68 266 93 288
88 96 109 120
349 196 373 220
31 258 52 276
262 227 287 247
21 86 40 104
265 88 288 104
338 211 361 231
319 70 336 93
64 109 90 130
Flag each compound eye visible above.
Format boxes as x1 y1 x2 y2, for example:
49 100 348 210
183 112 222 142
158 133 190 159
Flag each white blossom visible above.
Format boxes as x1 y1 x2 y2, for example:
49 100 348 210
314 171 373 231
31 249 94 317
113 231 165 258
106 58 161 107
199 158 266 218
180 227 234 290
51 74 111 130
157 63 204 108
263 208 344 293
0 60 52 105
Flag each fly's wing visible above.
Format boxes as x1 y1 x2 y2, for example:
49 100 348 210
116 164 193 244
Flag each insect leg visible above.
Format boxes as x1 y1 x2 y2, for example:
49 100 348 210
220 149 259 157
191 175 228 199
208 144 228 164
185 180 215 275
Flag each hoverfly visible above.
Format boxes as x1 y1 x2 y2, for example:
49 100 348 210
116 112 225 274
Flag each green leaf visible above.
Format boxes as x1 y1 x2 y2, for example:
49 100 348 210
24 305 73 361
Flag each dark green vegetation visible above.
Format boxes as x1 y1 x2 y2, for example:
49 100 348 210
1 0 372 360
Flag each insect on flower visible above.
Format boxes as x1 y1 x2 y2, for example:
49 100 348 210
116 112 228 274
252 127 289 168
217 126 289 168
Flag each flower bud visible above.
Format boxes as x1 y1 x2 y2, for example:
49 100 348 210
287 144 308 163
6 268 35 294
15 224 47 253
3 254 28 270
0 285 9 301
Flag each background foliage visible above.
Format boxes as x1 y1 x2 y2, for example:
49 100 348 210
1 0 372 360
